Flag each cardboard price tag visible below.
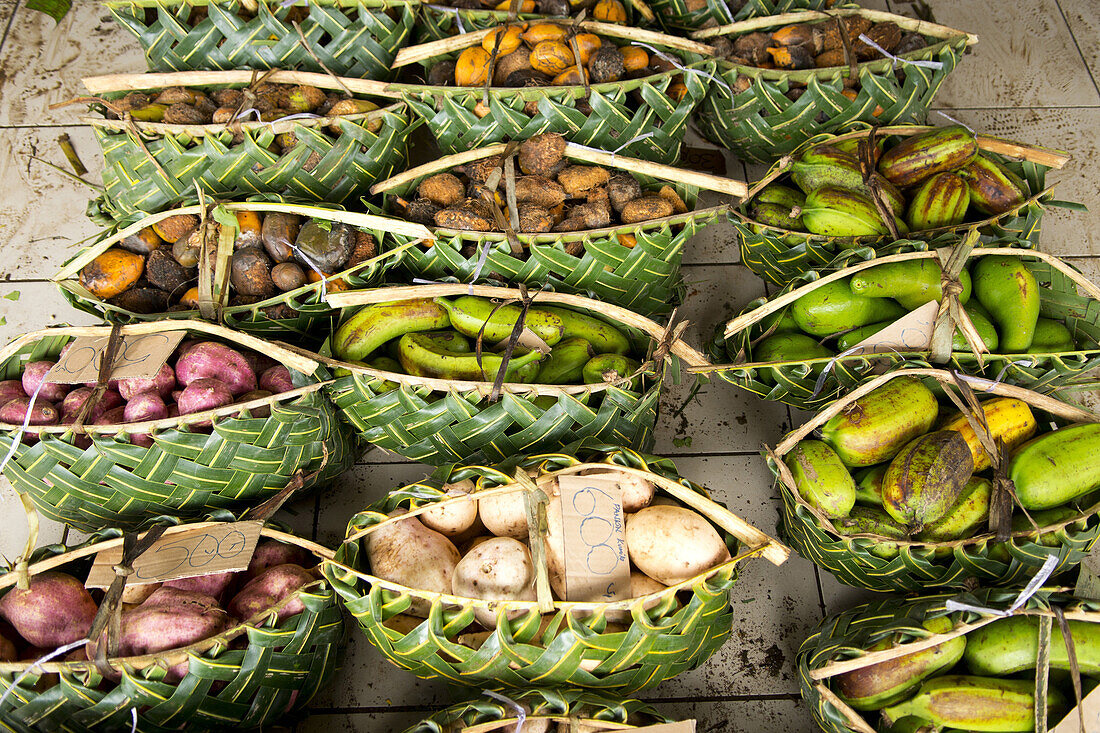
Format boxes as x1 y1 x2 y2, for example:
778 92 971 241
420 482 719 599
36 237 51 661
1050 684 1100 733
846 300 939 356
632 722 697 733
1074 547 1100 601
85 521 263 588
557 474 631 602
45 332 185 385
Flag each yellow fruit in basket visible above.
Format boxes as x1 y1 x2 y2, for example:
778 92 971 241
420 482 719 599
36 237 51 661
456 46 493 86
621 46 649 73
573 33 602 64
552 67 587 85
522 23 566 46
667 78 688 101
592 0 627 22
529 41 575 76
483 25 524 56
495 0 536 10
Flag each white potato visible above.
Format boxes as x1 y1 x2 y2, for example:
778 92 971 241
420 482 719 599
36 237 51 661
578 468 655 512
366 509 460 617
625 506 730 586
478 490 529 539
453 537 537 628
420 478 479 537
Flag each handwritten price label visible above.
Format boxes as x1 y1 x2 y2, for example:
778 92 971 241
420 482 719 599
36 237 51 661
847 300 939 356
45 332 185 385
1051 684 1100 733
558 474 631 603
85 521 263 589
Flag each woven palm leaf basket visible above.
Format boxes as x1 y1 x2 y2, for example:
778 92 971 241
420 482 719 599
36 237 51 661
766 368 1100 594
0 321 357 533
78 70 416 221
371 138 746 316
702 247 1100 411
54 201 428 340
417 0 658 43
315 284 709 465
387 21 715 163
323 443 790 691
105 0 417 80
691 8 977 164
405 687 676 731
0 514 344 732
650 0 839 37
799 588 1099 733
734 125 1072 287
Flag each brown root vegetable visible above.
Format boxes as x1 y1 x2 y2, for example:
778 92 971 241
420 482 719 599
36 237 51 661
227 564 313 622
517 205 554 233
115 91 152 112
513 175 567 207
347 230 377 269
285 84 327 113
211 88 244 108
418 173 466 207
558 165 610 196
569 201 612 229
145 248 193 296
606 174 642 213
271 262 308 291
247 541 311 579
658 185 689 214
80 249 145 299
427 60 456 86
21 361 69 402
153 87 197 105
620 196 675 223
176 342 258 395
0 398 59 426
60 388 123 423
153 214 200 243
506 69 552 88
261 212 301 263
405 197 441 226
230 247 277 298
0 380 24 406
118 362 176 401
0 572 98 648
294 221 354 273
458 156 504 184
109 285 170 315
123 391 169 423
259 365 294 393
435 201 495 231
588 46 625 84
163 102 209 125
119 227 163 255
853 22 902 59
163 572 235 602
366 510 460 617
177 378 234 423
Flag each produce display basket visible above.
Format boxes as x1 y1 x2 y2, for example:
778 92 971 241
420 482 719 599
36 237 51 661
54 201 429 340
650 0 839 37
324 443 790 691
799 587 1100 733
0 514 344 733
416 0 658 42
388 21 715 163
315 284 709 465
372 140 746 316
734 125 1072 287
767 368 1100 593
105 0 418 80
80 71 417 221
692 9 977 164
0 321 358 533
405 687 674 732
703 247 1100 411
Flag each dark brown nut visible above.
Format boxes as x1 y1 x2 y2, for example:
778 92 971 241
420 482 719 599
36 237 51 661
895 32 927 56
505 69 551 87
211 88 244 108
145 248 193 296
537 0 570 15
494 50 532 86
230 247 277 298
119 227 164 255
109 285 169 314
294 221 354 272
514 175 568 208
153 214 200 243
261 212 301 263
731 32 771 66
405 197 441 225
607 173 642 213
271 262 308 291
588 46 625 84
427 60 457 86
457 156 503 184
854 22 903 59
517 205 554 233
620 195 675 223
418 173 466 207
558 165 610 197
518 133 567 177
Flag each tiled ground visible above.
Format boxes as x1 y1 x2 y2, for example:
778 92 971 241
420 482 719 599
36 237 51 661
0 0 1097 730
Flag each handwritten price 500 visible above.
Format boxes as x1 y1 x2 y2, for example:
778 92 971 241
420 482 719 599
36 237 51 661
133 529 250 581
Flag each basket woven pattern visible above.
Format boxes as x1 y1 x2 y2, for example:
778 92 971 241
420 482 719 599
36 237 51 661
105 0 417 79
0 522 345 733
708 252 1100 411
416 5 654 42
0 328 358 533
696 40 969 164
649 0 835 35
325 447 744 692
93 107 414 219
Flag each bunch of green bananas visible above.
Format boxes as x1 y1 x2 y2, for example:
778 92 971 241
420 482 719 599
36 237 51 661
331 296 641 387
750 125 1030 237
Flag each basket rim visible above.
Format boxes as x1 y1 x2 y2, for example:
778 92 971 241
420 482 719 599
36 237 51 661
420 0 659 24
103 0 417 10
691 7 978 44
0 522 336 676
84 70 405 101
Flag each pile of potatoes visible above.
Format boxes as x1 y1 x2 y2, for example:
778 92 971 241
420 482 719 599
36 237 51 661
1 338 297 446
397 133 688 236
366 468 732 633
0 538 316 681
80 210 377 317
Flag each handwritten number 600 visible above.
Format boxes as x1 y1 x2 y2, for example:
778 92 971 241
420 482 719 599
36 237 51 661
572 487 621 575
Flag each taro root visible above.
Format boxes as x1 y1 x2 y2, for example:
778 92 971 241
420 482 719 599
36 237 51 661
506 69 551 88
0 572 98 648
518 133 566 176
588 45 625 84
261 212 301 263
538 0 570 14
154 86 197 105
211 88 244 108
405 198 441 225
435 199 495 231
621 195 675 223
80 249 144 299
271 262 308 291
458 156 504 184
163 103 208 124
153 213 200 243
294 221 354 273
517 205 554 233
145 248 193 296
115 91 151 112
658 185 689 214
230 247 277 298
285 84 327 113
558 165 610 196
119 227 163 255
347 230 377 269
513 175 567 208
418 173 466 207
569 201 612 229
854 22 903 59
607 173 642 212
895 32 927 56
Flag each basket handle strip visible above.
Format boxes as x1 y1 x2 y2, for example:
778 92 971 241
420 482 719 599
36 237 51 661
326 284 710 367
691 8 978 45
813 683 878 733
81 69 399 99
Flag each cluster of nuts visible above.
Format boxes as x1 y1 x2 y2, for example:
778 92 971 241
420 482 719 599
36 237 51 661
79 211 377 318
439 0 628 22
396 133 686 236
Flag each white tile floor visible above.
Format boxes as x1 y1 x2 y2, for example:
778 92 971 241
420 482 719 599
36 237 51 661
0 0 1097 730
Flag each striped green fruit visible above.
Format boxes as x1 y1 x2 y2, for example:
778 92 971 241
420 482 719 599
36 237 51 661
820 377 939 467
877 125 979 188
854 465 887 506
833 505 908 560
784 440 856 519
1010 422 1100 510
963 615 1100 676
917 477 992 542
801 187 907 238
882 430 975 528
906 172 971 231
959 154 1029 216
881 675 1064 732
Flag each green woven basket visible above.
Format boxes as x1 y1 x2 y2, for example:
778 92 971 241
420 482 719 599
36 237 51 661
692 8 976 164
735 125 1072 287
80 70 416 221
323 443 789 691
799 588 1100 733
55 202 428 341
372 140 744 316
317 284 710 465
649 0 837 37
388 21 715 163
105 0 418 80
767 368 1100 594
416 0 659 42
0 321 358 533
0 515 344 733
704 248 1100 411
405 687 674 732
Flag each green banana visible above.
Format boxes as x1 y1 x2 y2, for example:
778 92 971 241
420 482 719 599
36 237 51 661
801 187 907 238
854 465 887 506
877 125 979 188
1010 423 1100 510
752 201 805 230
791 278 906 337
536 306 631 355
333 298 451 362
582 354 640 389
953 307 1000 352
754 333 833 384
755 183 806 209
435 296 565 346
833 506 907 559
849 260 972 310
784 440 856 519
964 615 1100 676
906 172 971 231
882 675 1065 732
959 154 1029 216
917 477 992 541
418 331 472 352
882 430 974 528
1027 318 1075 353
836 616 965 710
973 256 1041 352
366 356 402 392
537 337 594 384
397 332 544 382
821 377 939 467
